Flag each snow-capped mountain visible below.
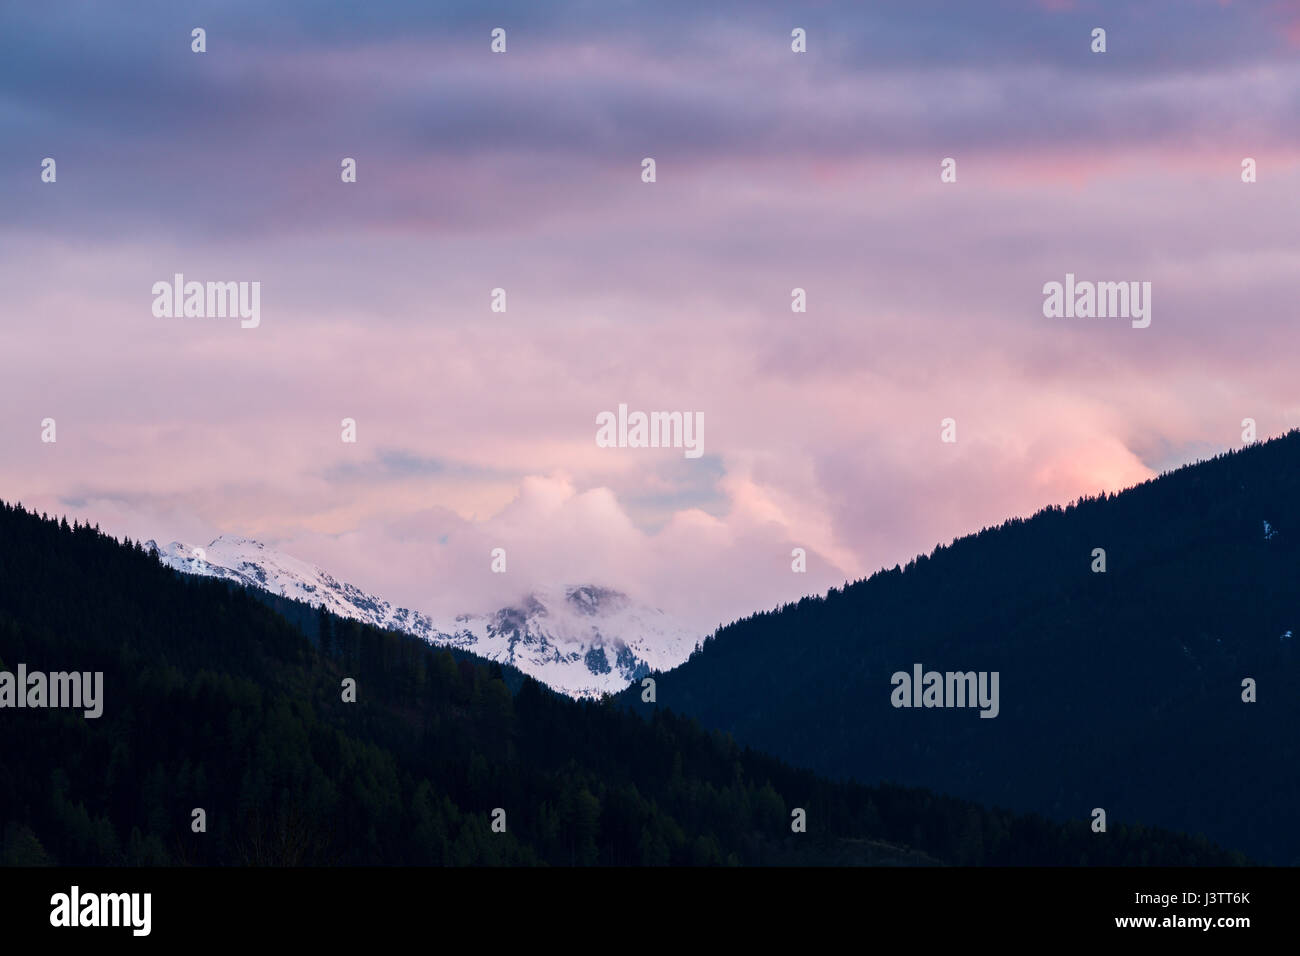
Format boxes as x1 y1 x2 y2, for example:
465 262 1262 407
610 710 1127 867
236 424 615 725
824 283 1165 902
145 536 699 698
437 584 699 698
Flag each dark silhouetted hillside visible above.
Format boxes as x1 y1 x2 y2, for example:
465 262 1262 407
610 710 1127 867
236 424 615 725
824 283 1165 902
0 501 1240 865
622 432 1300 863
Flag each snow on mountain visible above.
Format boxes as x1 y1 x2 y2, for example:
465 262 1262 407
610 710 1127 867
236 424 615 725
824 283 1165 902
438 584 700 698
144 535 699 698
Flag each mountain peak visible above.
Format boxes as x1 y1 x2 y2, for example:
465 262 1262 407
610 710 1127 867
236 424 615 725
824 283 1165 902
151 536 697 698
564 584 628 616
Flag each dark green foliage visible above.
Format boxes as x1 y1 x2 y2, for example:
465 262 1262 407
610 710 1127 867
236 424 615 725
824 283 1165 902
0 499 1243 865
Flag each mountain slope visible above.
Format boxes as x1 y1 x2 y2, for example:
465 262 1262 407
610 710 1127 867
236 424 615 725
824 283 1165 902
621 431 1300 864
439 584 698 698
0 501 1241 865
146 536 697 698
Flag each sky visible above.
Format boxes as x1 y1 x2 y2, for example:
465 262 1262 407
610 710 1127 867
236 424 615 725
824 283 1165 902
1 0 1298 634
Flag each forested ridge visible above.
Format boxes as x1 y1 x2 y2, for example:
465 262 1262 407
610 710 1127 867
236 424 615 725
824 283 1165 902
0 499 1243 865
621 431 1300 863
